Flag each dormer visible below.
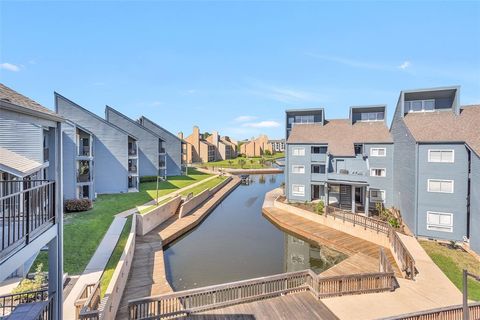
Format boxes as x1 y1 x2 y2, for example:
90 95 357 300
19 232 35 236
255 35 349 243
285 108 325 139
350 105 386 124
401 86 460 116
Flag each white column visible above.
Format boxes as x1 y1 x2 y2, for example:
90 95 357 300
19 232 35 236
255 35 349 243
365 186 370 217
351 186 356 213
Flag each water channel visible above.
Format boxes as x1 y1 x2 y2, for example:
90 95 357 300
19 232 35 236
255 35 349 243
164 173 346 291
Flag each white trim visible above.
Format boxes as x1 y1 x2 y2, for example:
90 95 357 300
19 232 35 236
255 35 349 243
369 189 385 202
370 147 386 157
292 184 305 196
427 179 454 193
292 147 305 156
291 165 305 174
370 168 386 177
426 211 453 233
405 99 436 113
428 149 455 163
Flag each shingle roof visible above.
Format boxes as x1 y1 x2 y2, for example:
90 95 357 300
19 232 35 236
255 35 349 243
0 147 46 177
287 119 392 156
0 83 59 118
403 105 480 156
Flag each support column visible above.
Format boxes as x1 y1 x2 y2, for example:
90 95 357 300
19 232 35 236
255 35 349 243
351 186 356 213
325 183 329 206
365 186 370 217
47 237 58 320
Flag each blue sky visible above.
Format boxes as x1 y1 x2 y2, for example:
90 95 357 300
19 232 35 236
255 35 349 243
1 1 479 140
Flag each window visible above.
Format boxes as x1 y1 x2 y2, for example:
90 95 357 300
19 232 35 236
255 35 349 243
370 148 386 157
292 165 305 174
428 150 454 163
294 115 315 124
311 146 327 154
370 189 385 202
359 112 384 122
292 147 305 156
428 179 454 193
354 144 363 155
292 184 305 196
405 99 436 113
427 211 453 232
370 168 386 177
312 164 326 174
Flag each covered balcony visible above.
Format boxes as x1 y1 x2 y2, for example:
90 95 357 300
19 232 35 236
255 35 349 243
128 137 138 157
76 128 92 157
0 289 55 319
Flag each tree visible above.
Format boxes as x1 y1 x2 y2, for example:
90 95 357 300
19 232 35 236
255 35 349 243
12 263 45 294
264 150 272 156
259 157 266 167
228 160 233 167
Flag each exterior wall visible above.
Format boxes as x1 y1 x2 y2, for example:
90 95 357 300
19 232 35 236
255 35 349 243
139 117 182 176
62 122 78 200
416 143 469 241
184 127 202 163
56 95 129 194
286 143 312 202
0 117 43 163
365 143 394 207
106 109 158 177
470 153 480 253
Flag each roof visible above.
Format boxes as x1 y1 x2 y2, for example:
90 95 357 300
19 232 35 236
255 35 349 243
287 119 392 156
0 83 63 121
139 116 181 142
403 105 480 156
0 147 47 177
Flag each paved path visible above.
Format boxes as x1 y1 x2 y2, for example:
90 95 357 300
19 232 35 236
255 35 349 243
63 216 127 320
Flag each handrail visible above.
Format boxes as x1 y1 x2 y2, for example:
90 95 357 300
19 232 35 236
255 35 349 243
379 302 480 320
0 289 49 317
76 282 101 320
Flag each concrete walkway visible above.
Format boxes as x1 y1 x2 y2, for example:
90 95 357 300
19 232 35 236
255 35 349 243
63 216 127 319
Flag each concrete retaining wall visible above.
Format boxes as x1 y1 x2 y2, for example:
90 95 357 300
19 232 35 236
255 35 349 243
274 199 390 248
100 217 136 320
136 196 182 236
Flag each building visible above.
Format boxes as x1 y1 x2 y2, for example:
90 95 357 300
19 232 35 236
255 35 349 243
286 105 393 215
181 126 216 163
0 83 63 318
137 116 184 176
56 93 139 200
269 139 285 153
220 136 238 159
285 108 324 139
240 135 274 157
391 86 479 253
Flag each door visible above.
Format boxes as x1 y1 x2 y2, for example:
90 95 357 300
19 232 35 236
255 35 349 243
312 185 320 200
355 187 363 203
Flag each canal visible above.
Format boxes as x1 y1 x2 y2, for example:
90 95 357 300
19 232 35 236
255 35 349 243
164 173 346 291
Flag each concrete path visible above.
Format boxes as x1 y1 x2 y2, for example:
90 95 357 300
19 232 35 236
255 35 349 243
63 216 127 320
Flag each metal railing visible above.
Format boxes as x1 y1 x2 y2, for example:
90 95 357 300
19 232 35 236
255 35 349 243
0 289 49 317
0 181 55 260
380 302 480 320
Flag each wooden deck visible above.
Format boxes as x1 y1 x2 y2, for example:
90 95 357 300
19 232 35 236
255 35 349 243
320 253 378 277
263 207 402 278
180 292 339 320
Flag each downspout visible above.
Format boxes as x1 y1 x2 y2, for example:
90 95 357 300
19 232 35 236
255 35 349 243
414 143 419 236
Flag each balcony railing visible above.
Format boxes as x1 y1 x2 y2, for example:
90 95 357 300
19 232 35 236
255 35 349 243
78 145 91 157
0 289 52 318
128 148 137 157
1 180 55 260
128 165 137 174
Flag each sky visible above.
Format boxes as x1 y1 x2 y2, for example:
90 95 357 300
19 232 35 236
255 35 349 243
1 1 479 140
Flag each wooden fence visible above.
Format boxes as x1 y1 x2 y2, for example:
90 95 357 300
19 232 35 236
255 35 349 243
325 206 416 280
380 302 480 320
75 282 101 320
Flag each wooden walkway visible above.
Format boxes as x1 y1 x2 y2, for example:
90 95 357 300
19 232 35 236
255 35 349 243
180 292 339 320
263 207 402 278
320 253 378 277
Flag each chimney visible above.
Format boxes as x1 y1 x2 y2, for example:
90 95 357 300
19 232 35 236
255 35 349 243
212 131 219 144
178 132 184 139
193 126 200 138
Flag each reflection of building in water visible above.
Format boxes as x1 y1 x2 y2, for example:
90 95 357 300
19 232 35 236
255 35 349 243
284 234 347 273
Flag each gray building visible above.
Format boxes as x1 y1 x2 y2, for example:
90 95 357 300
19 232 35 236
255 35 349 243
286 106 393 215
137 115 184 176
55 93 139 200
0 83 63 318
285 108 324 139
391 86 479 252
269 139 285 153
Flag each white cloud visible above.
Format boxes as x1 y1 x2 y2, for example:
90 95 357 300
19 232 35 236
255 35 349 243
247 81 325 104
234 115 257 122
398 61 411 70
242 120 280 128
0 62 21 72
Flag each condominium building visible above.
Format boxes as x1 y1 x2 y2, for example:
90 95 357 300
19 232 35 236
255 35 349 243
0 83 63 318
240 135 273 157
56 93 140 200
391 86 479 253
181 126 216 163
286 106 393 215
269 139 285 153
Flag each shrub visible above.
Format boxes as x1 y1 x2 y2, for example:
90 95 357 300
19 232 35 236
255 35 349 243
264 150 272 156
140 176 158 183
388 217 400 228
12 263 45 294
315 201 324 214
64 199 92 212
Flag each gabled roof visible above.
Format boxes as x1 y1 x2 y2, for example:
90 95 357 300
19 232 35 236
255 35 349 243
0 147 47 177
403 105 480 156
105 106 162 140
138 116 181 142
287 120 392 156
0 83 63 122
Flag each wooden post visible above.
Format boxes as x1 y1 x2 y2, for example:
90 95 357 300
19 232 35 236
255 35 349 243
463 269 469 320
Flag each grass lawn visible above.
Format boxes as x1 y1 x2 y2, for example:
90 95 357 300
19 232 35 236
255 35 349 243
420 240 480 301
32 169 211 275
100 216 132 297
179 176 227 196
202 153 284 169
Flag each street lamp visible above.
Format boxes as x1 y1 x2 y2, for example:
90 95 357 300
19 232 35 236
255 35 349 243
462 269 480 320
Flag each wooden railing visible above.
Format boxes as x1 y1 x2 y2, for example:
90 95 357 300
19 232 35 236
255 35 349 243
75 282 101 320
0 181 55 260
379 302 480 320
128 261 396 320
0 289 49 317
325 205 417 280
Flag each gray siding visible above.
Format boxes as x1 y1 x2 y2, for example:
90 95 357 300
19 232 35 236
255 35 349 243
365 143 394 207
62 122 77 200
286 144 312 202
416 144 469 241
139 117 182 176
105 108 159 177
55 94 129 195
0 117 43 163
469 153 480 253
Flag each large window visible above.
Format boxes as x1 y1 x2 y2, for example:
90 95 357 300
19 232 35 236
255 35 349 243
359 112 384 122
405 99 435 113
311 146 327 154
370 147 386 157
428 150 454 163
292 147 305 156
312 164 326 174
294 115 315 124
370 189 385 202
292 184 305 196
370 168 386 177
292 165 305 174
428 179 454 193
427 211 453 232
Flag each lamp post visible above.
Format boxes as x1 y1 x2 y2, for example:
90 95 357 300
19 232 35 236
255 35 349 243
462 269 480 320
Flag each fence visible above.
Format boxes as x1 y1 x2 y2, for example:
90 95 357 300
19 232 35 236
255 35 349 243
75 282 101 320
379 302 480 320
0 289 49 317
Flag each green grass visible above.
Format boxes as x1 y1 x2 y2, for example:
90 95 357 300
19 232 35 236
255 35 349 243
420 240 480 301
202 154 284 169
32 169 211 275
99 216 132 297
180 176 227 196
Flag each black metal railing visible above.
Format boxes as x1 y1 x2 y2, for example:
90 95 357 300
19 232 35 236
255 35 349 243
0 181 55 260
0 289 49 318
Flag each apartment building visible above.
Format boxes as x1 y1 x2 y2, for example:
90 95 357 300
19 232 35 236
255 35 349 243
137 116 184 176
181 126 216 163
391 86 479 253
56 93 140 200
240 135 273 157
285 106 393 215
0 84 63 318
220 136 238 159
269 139 285 153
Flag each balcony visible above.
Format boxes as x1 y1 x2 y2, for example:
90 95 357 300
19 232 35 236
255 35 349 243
311 173 326 182
128 148 137 157
0 289 54 319
78 145 91 157
1 180 55 261
327 170 368 184
311 153 326 162
128 164 137 174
